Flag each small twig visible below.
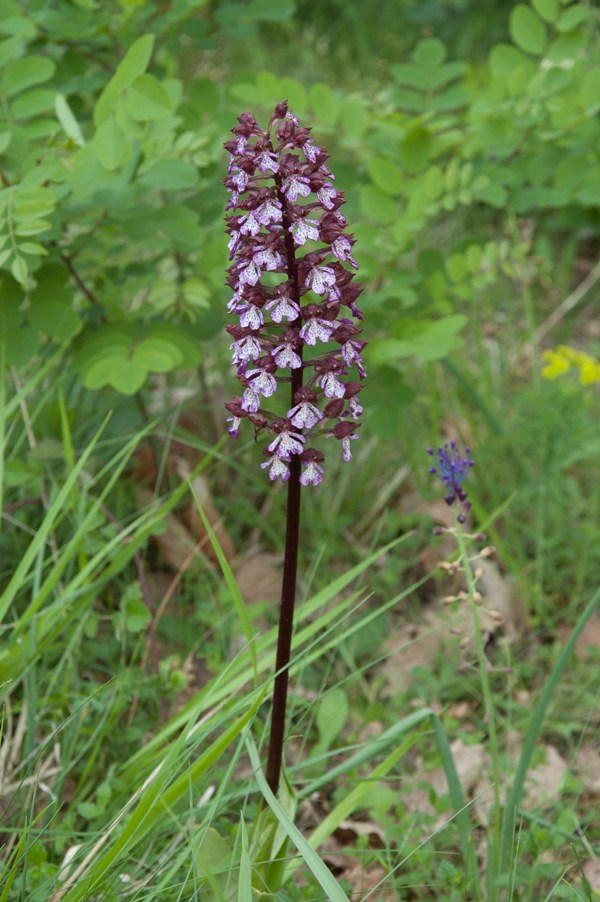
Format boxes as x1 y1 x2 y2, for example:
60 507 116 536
60 252 100 306
515 257 600 365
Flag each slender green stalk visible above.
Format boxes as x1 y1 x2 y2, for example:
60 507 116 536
455 517 502 898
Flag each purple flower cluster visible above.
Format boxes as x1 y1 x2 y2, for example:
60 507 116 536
224 101 366 486
428 441 475 523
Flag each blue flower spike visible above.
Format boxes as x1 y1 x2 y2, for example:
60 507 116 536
428 441 475 524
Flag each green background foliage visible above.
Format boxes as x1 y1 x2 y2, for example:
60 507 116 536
2 1 600 899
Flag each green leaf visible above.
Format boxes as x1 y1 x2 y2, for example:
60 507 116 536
579 67 600 112
366 156 404 196
93 117 131 170
358 184 397 224
13 186 55 220
309 83 339 126
138 159 198 190
10 88 55 119
390 62 428 90
340 98 369 137
3 55 56 96
371 315 468 363
10 255 28 286
29 300 80 341
147 324 201 369
532 0 559 23
413 38 446 67
556 3 589 31
510 5 547 55
400 127 432 173
54 94 85 146
14 220 52 236
125 73 172 121
316 689 348 752
247 0 295 21
84 353 147 394
132 336 183 372
94 33 155 126
119 583 151 634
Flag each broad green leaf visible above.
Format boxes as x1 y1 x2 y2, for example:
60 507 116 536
446 253 467 283
532 0 559 23
556 3 589 31
14 219 52 236
400 126 432 173
54 94 85 146
489 43 537 77
510 5 547 55
358 184 397 224
93 117 131 170
29 300 80 341
18 241 47 255
579 67 600 112
3 55 56 96
125 73 172 121
13 187 55 220
147 324 201 369
94 33 155 126
1 324 37 365
413 38 447 67
132 336 183 372
11 87 55 119
340 98 369 137
278 77 306 112
390 62 428 89
248 0 295 21
138 159 198 189
10 254 28 285
371 315 468 363
84 353 147 394
309 82 339 125
367 156 404 196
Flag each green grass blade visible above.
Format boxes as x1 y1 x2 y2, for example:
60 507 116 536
59 696 263 902
0 413 111 625
498 585 600 879
238 816 252 902
246 735 351 902
189 481 258 684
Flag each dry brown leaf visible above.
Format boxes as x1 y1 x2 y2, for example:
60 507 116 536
339 862 395 900
573 744 600 795
582 859 600 892
524 744 568 808
233 551 281 606
558 616 600 660
429 738 486 799
334 819 386 849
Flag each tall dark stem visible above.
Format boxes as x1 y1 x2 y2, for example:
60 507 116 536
265 168 303 795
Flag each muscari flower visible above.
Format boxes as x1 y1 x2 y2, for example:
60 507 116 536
223 101 366 485
428 441 474 523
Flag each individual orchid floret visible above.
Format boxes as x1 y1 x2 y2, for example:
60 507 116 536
224 101 366 485
428 441 475 523
300 448 325 486
288 388 324 429
261 452 290 482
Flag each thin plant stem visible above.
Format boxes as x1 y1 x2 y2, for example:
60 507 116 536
265 457 302 794
265 170 305 796
454 517 502 898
